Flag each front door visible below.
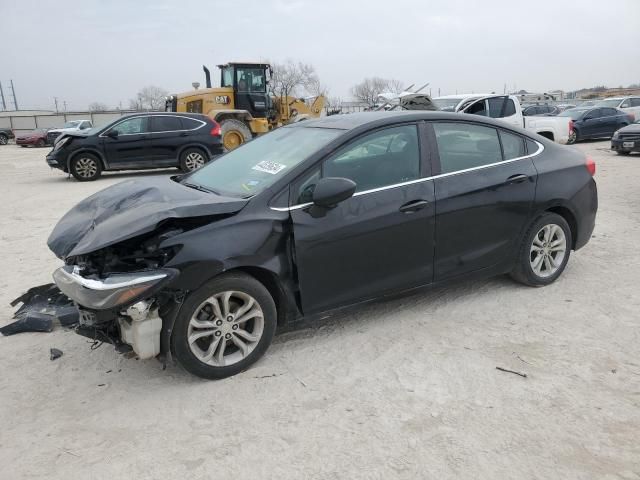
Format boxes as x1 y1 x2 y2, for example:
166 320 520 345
581 108 602 138
430 121 537 281
291 124 435 314
101 116 151 169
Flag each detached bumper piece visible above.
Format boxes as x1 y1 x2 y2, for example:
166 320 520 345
2 284 79 336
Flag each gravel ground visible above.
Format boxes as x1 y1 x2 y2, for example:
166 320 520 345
0 142 638 480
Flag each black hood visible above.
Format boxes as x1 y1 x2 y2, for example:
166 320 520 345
48 177 248 259
619 123 640 133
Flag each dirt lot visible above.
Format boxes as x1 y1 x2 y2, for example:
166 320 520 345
0 142 638 479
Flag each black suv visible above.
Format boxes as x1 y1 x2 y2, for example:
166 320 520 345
46 112 223 181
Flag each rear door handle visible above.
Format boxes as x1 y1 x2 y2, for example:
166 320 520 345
506 174 528 184
399 199 428 213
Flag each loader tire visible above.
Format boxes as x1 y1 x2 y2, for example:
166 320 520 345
221 119 252 151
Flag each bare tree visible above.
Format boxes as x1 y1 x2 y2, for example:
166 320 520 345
88 102 108 112
351 77 405 106
269 60 322 99
129 85 169 111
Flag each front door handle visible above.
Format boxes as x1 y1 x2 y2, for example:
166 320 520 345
506 174 528 184
399 199 428 213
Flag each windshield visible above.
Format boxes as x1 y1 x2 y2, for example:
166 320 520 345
63 121 81 128
186 126 342 197
433 98 462 112
594 99 621 108
558 109 588 120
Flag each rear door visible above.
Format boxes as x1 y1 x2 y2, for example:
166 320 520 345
149 115 187 167
430 121 538 281
600 108 623 136
581 109 602 138
290 123 435 314
101 116 151 169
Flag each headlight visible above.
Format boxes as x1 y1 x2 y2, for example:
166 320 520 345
612 130 620 139
54 136 71 150
53 266 175 310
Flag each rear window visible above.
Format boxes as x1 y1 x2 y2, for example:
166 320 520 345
150 116 182 132
500 131 525 160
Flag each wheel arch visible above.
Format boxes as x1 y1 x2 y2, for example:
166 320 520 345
68 148 108 170
545 205 578 249
537 131 555 141
177 143 210 160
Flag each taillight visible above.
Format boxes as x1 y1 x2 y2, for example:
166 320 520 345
210 121 221 137
585 155 596 176
629 113 635 122
569 119 574 132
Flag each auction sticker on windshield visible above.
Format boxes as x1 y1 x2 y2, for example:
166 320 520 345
252 160 287 175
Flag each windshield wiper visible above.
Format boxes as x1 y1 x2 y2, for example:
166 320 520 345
182 182 219 195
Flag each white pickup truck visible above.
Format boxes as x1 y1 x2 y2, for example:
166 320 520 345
433 94 572 144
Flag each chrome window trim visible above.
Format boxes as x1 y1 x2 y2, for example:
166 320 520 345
270 140 544 212
99 115 206 138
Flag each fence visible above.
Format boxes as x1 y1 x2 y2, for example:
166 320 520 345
0 110 140 136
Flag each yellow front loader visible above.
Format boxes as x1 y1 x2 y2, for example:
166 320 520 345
166 62 325 150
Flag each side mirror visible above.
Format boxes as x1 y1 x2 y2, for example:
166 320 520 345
106 129 119 139
312 177 356 207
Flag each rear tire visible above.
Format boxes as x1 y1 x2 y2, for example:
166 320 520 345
0 134 8 145
70 153 102 181
510 213 572 287
567 129 578 144
221 119 252 151
179 147 207 172
172 272 277 380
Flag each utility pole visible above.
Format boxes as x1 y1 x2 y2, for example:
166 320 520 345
0 81 6 111
63 100 67 112
54 97 59 113
9 79 18 110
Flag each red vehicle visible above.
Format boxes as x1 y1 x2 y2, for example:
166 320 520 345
16 129 50 147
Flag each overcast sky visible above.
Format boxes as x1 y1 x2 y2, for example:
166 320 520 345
2 0 639 110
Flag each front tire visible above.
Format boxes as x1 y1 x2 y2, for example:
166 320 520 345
0 134 8 145
70 153 102 181
511 213 572 287
172 272 277 380
221 119 252 151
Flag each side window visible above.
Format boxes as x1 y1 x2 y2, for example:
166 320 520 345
295 168 321 204
503 99 516 116
150 116 182 132
433 123 502 174
586 108 601 119
466 100 488 116
620 100 630 108
180 117 204 130
604 108 619 116
323 125 420 193
110 117 147 135
488 97 507 118
500 131 525 160
526 138 539 154
80 121 91 129
630 98 640 107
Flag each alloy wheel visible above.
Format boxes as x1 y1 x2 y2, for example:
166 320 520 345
0 135 7 145
529 224 567 278
187 291 265 367
184 152 205 171
75 157 98 178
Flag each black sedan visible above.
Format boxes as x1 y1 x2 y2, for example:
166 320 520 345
611 120 640 155
42 112 597 379
559 107 634 144
46 112 223 181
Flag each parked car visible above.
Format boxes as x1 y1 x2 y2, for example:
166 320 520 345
594 97 640 119
611 120 640 155
433 94 573 143
557 104 576 112
16 128 50 147
0 127 15 145
558 107 634 144
522 104 560 116
39 111 598 379
46 120 93 145
46 112 223 181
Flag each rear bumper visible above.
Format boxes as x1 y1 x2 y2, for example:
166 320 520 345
611 138 640 152
573 179 598 251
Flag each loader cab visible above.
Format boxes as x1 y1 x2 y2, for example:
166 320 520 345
219 62 271 119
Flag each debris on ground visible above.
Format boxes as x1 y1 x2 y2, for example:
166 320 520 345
2 284 79 336
50 348 63 361
496 366 528 378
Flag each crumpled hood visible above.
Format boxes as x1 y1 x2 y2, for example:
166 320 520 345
48 177 248 259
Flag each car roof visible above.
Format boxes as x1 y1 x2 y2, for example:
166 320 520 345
119 112 209 119
434 93 494 101
294 111 519 131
